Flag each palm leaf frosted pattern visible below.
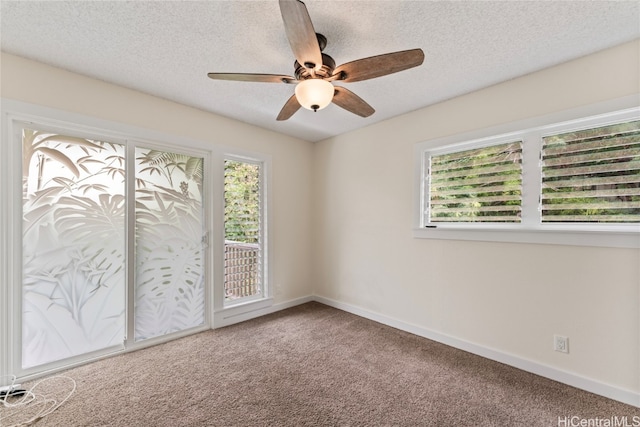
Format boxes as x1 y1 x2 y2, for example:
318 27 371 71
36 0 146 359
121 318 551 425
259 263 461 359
22 129 206 367
22 130 126 368
134 147 205 341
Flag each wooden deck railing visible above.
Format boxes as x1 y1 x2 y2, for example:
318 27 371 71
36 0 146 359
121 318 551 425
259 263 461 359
224 241 260 300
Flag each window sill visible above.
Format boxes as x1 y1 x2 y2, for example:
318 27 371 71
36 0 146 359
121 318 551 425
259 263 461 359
412 226 639 249
214 297 274 327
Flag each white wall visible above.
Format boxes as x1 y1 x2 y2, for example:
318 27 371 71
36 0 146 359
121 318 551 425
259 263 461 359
0 52 315 306
312 40 640 402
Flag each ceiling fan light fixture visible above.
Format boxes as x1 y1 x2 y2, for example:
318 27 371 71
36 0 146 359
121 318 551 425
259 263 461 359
295 79 334 112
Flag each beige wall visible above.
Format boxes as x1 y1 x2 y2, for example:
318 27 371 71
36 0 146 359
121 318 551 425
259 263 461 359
0 52 314 304
312 40 640 394
3 39 639 399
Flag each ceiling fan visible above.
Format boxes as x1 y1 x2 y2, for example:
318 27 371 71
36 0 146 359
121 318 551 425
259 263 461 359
207 0 425 121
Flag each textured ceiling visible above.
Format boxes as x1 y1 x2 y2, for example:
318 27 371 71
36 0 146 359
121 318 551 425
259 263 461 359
1 1 639 142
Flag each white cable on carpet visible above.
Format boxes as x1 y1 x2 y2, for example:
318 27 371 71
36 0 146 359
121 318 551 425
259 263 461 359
0 375 76 427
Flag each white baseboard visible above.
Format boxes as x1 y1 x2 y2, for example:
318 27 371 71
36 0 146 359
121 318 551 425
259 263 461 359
313 295 640 408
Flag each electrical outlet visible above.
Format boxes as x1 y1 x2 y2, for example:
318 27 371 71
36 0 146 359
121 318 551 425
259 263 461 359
554 335 569 353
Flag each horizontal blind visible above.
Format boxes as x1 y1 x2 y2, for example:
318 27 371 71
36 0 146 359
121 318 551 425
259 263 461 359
541 120 640 223
428 141 523 223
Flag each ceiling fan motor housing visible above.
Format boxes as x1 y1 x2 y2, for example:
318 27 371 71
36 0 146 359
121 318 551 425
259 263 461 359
295 53 336 80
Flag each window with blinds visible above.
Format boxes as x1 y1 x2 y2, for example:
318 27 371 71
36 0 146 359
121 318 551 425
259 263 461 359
428 141 523 223
541 120 640 223
417 103 639 246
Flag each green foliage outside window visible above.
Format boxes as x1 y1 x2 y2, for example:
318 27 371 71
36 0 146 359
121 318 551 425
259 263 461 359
429 142 523 222
224 160 261 243
541 120 640 223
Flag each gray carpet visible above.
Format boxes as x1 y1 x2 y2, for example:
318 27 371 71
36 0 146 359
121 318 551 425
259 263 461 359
8 302 640 426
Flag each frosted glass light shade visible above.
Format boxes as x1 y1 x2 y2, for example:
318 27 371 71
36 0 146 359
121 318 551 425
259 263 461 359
295 79 334 112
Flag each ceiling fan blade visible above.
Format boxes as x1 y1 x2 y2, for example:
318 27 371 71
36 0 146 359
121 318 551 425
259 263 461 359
279 0 322 70
332 86 375 118
333 48 425 83
277 94 302 121
207 73 296 84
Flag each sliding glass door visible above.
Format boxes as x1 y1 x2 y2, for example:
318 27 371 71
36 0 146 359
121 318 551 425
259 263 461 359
18 123 207 373
134 148 205 341
21 128 126 369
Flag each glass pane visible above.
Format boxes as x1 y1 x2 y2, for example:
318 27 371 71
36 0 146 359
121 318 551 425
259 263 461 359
224 159 262 302
428 141 523 223
22 129 125 369
134 148 205 341
541 120 640 223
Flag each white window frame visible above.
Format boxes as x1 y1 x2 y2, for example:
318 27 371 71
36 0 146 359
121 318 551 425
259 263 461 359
211 148 273 327
413 95 640 248
425 136 525 225
221 154 269 307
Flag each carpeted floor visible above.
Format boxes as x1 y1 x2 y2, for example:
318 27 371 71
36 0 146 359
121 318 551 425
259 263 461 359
4 302 639 426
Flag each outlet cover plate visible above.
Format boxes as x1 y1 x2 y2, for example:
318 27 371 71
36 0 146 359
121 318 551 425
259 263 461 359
554 335 569 353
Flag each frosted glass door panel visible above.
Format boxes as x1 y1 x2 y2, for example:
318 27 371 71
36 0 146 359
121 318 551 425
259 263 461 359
22 129 126 369
134 149 205 341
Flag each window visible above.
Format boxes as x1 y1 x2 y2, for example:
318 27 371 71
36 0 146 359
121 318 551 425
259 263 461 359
223 157 265 304
541 121 640 223
428 141 523 223
415 98 640 248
